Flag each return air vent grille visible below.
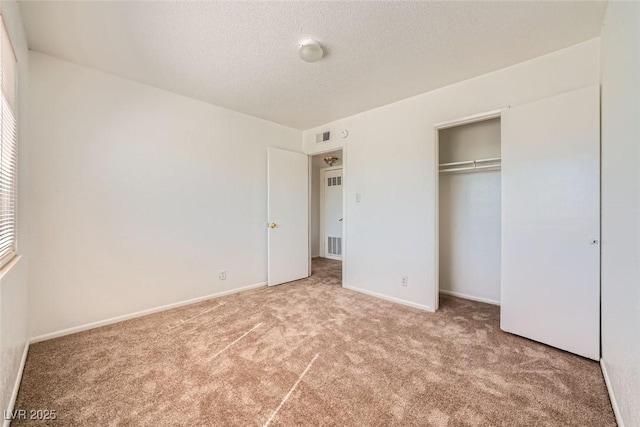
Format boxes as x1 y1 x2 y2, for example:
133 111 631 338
327 176 342 187
316 131 331 143
327 237 342 256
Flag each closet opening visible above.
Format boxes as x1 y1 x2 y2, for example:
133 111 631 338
435 113 501 311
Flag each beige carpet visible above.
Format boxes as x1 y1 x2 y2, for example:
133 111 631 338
14 258 614 426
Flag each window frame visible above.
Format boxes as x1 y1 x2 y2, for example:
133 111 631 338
0 15 18 271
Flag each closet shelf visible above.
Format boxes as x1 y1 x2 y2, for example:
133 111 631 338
439 157 501 174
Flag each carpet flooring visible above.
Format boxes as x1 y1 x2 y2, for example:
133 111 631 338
14 258 615 426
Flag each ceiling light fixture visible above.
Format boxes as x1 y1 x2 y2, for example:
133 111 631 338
324 156 339 166
298 39 324 63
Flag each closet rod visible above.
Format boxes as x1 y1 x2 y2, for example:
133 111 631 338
474 157 501 164
439 164 501 174
438 157 501 168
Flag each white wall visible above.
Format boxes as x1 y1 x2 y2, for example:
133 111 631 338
310 150 342 257
303 38 600 311
438 119 501 163
0 0 29 418
600 2 640 426
28 52 301 337
439 119 501 304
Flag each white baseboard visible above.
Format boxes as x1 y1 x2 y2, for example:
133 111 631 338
600 359 625 427
439 289 500 306
344 285 433 312
30 282 267 344
3 341 29 427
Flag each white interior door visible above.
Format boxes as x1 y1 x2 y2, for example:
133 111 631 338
267 147 309 286
322 167 343 260
501 85 600 360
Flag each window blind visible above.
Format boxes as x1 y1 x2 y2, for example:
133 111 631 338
0 17 17 267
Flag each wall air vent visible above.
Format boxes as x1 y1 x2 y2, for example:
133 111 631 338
327 176 342 187
316 131 331 143
328 236 342 256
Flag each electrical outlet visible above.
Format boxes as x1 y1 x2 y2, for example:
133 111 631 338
401 275 408 287
218 270 227 280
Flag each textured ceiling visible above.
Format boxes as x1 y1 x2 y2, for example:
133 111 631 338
19 1 607 129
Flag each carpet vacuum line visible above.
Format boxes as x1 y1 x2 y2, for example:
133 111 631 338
207 322 264 361
166 302 227 331
263 353 320 427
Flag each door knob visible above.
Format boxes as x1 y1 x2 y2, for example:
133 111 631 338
268 222 277 229
590 239 599 245
338 218 343 222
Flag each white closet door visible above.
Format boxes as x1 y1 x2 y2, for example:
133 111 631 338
501 85 600 360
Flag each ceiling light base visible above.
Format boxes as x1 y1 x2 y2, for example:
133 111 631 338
299 39 324 63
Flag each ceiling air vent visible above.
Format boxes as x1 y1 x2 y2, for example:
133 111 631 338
316 131 331 144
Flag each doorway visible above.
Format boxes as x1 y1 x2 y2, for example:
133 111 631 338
310 149 343 284
435 113 502 310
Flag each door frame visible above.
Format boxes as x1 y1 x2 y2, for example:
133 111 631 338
308 147 346 286
320 166 344 260
432 109 502 310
